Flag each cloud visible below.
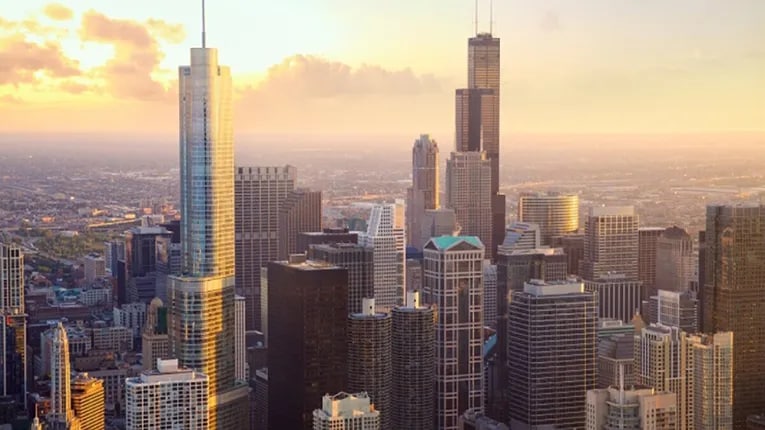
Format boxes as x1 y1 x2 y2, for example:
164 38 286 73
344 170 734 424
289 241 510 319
43 3 74 21
0 35 80 85
540 10 562 33
0 94 23 105
78 11 183 101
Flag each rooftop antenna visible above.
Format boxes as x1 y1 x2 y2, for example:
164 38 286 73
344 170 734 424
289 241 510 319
201 0 206 48
474 0 479 35
489 0 494 35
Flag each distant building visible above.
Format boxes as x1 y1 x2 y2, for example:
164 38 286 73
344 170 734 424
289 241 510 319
639 227 666 301
278 189 322 260
297 228 358 254
518 192 579 246
690 331 734 429
498 222 540 254
309 242 373 314
113 302 147 338
446 152 493 259
584 275 643 323
312 392 380 430
644 289 699 333
655 226 695 293
597 334 634 389
586 384 678 429
0 242 26 408
551 233 585 276
48 323 74 428
141 297 169 371
581 206 639 281
482 261 497 328
407 134 440 250
253 369 268 430
83 254 105 283
125 226 171 303
125 359 208 430
421 208 460 248
358 203 406 313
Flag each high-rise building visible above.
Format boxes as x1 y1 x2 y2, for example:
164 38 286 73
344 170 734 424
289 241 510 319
234 294 246 382
655 226 695 293
391 291 435 430
703 204 765 427
125 226 172 303
586 384 678 430
507 280 598 429
455 88 495 153
347 298 392 430
49 323 74 428
83 254 106 283
518 192 579 246
169 20 250 428
584 275 643 323
597 334 635 389
421 208 460 247
125 359 209 430
234 165 296 331
297 228 358 254
634 324 692 429
155 228 181 303
267 256 348 430
644 289 698 333
407 134 440 250
253 368 268 430
141 297 169 371
446 152 493 256
423 236 485 429
0 242 26 408
309 242 373 314
639 227 666 301
71 373 105 430
104 240 125 276
358 203 406 313
582 206 639 281
278 189 322 260
498 222 541 253
312 392 381 430
551 233 585 276
690 331 733 430
482 261 497 328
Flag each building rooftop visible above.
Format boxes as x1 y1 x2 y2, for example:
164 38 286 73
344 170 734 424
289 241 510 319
425 235 483 251
523 279 585 296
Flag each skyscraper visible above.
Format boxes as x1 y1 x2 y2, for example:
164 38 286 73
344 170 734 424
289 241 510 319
455 88 495 153
446 151 493 255
359 202 406 313
423 236 485 429
639 227 666 301
703 204 765 427
267 256 348 430
0 242 26 408
71 373 105 430
691 332 733 429
312 392 381 430
586 385 678 430
49 323 74 428
234 294 246 382
141 297 169 371
125 226 172 303
309 242 373 315
507 280 598 429
391 291 435 430
407 134 440 249
168 12 249 427
347 298 392 430
655 226 695 293
278 188 322 260
234 165 296 331
518 192 579 246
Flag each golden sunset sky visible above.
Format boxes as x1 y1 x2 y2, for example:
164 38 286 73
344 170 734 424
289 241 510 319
1 0 763 137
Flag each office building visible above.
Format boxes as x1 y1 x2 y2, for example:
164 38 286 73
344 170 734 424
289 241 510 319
446 152 493 257
113 302 147 338
125 226 171 303
405 258 423 292
278 188 322 260
309 242 373 314
423 236 485 429
267 257 348 430
644 289 698 333
391 291 435 430
0 243 26 408
297 228 358 254
690 332 733 429
482 261 497 328
586 384 678 430
312 392 380 430
125 359 208 430
703 204 765 427
518 192 579 245
551 233 585 276
104 240 125 276
234 295 246 382
71 373 105 430
83 254 105 283
407 134 440 250
49 323 74 428
597 334 635 389
455 88 496 153
141 297 169 371
655 226 695 293
421 208 460 247
498 222 540 253
253 368 268 430
347 298 392 430
639 227 666 300
507 280 598 430
235 165 296 331
358 203 406 313
582 206 639 281
497 247 567 294
584 275 643 323
154 230 181 303
169 24 250 428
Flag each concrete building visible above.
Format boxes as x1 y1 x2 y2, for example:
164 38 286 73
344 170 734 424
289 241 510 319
234 165 296 331
125 359 208 430
638 227 666 301
644 289 698 333
297 228 358 254
0 242 26 408
278 189 322 260
358 203 406 313
655 226 695 293
309 242 373 314
703 204 765 427
446 152 493 258
421 208 460 247
423 236 485 429
518 192 579 246
48 323 74 428
347 299 392 430
113 302 147 338
141 297 169 371
582 206 639 281
312 392 380 430
391 291 435 430
586 384 678 430
507 280 598 430
584 275 643 323
498 222 541 254
690 332 733 430
267 256 348 430
71 373 105 430
598 334 635 389
83 254 105 283
407 134 440 250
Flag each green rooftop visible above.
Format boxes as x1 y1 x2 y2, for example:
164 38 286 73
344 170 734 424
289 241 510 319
426 235 484 250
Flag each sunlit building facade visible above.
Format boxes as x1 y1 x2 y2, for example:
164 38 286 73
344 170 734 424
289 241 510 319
518 192 579 246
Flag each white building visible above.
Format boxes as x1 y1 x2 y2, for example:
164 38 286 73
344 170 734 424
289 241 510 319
586 383 678 429
358 202 406 313
498 222 541 254
113 302 147 337
423 236 484 430
83 254 105 283
125 359 209 430
49 323 75 427
312 392 380 430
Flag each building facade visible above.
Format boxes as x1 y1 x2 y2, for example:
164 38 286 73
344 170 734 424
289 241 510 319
407 134 440 250
446 152 493 256
518 192 579 246
655 226 695 293
358 203 406 313
312 392 380 430
309 242 373 314
71 373 105 430
278 188 322 260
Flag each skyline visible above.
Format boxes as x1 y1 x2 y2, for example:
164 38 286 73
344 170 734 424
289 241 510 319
0 0 763 140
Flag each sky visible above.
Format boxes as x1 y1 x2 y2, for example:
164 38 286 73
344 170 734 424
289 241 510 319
0 0 763 140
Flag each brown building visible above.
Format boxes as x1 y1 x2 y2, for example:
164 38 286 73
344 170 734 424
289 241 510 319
278 189 322 260
638 227 666 301
267 256 348 430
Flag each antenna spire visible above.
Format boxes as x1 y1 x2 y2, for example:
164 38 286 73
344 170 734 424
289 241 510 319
474 0 479 35
489 0 494 35
201 0 206 48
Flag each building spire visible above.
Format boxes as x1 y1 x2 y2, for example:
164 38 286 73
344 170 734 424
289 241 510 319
201 0 206 48
489 0 494 35
474 0 479 35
